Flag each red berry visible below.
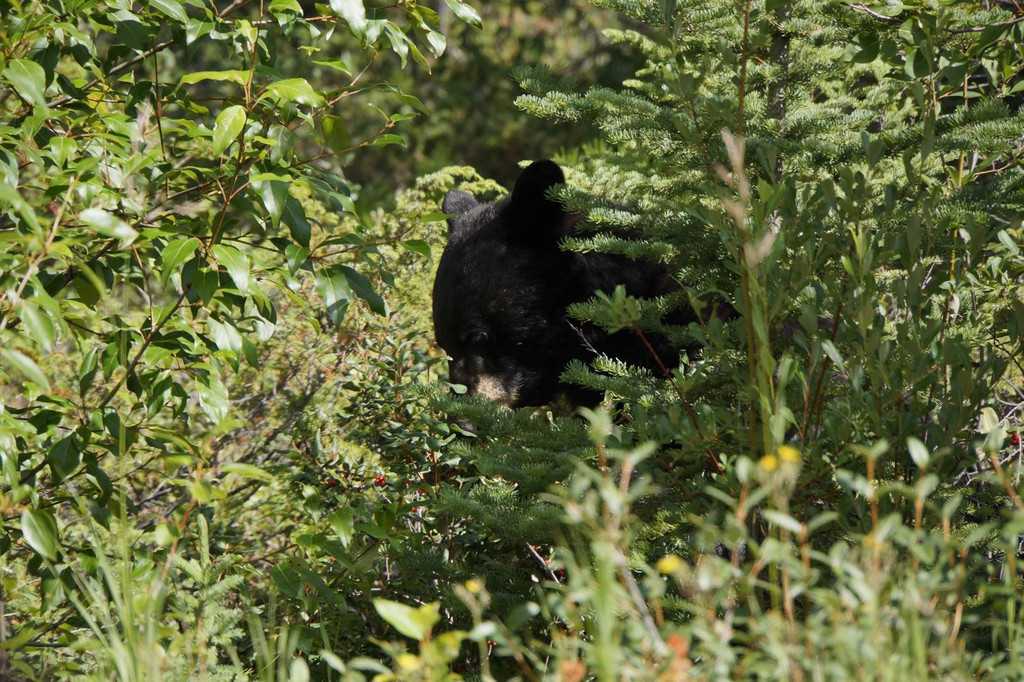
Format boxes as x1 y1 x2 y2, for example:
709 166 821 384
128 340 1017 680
1012 433 1021 447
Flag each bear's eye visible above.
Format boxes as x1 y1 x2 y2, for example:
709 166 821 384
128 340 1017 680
466 331 489 348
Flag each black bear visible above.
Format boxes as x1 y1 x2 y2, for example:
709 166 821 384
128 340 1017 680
432 160 692 407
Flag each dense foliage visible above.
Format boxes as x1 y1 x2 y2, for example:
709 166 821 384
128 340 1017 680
1 0 1022 680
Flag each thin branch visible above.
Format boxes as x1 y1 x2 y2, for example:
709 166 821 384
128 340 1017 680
848 4 898 21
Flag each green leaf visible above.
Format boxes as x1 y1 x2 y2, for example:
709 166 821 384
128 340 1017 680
162 237 201 278
150 0 187 23
1 348 50 390
329 508 354 548
270 565 303 599
997 230 1020 256
21 509 59 561
905 48 930 79
320 115 351 153
851 39 879 64
371 134 405 148
235 18 258 45
762 509 803 533
290 659 310 682
80 208 138 244
253 179 289 227
341 266 387 316
285 244 310 274
384 24 409 67
425 30 446 57
399 239 431 258
20 302 56 351
372 599 440 640
319 651 346 674
282 197 311 247
331 0 366 36
49 435 82 482
208 318 243 354
179 70 248 86
978 406 999 434
154 522 180 547
313 59 350 74
195 374 229 424
395 93 428 114
221 463 274 481
315 266 352 326
819 339 845 372
190 480 213 503
269 0 303 15
211 244 250 292
212 105 247 156
261 78 324 107
112 9 149 50
3 59 48 109
190 268 219 304
443 0 482 29
0 180 42 233
907 437 930 470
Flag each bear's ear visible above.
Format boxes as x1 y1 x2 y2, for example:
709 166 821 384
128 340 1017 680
442 190 480 238
509 160 567 242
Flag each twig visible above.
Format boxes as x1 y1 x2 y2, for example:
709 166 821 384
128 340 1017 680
525 543 560 582
848 4 898 21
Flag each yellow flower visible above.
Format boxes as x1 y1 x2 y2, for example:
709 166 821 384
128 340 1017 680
760 454 779 472
397 653 420 670
778 445 800 463
465 578 482 594
657 554 684 574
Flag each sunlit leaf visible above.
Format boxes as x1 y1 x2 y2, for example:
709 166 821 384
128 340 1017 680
3 59 48 109
1 348 50 390
907 437 930 470
261 78 324 107
372 599 440 640
80 208 138 244
179 70 248 86
21 510 58 561
221 463 274 481
443 0 482 29
331 0 366 36
314 266 352 326
211 244 250 292
162 237 201 278
150 0 187 23
19 302 56 351
212 104 247 156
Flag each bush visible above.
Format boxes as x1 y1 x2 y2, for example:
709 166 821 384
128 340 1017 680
0 1 481 677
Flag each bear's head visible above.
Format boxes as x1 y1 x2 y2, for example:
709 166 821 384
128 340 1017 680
432 160 584 407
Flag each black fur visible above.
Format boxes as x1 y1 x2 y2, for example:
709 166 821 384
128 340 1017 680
432 160 689 407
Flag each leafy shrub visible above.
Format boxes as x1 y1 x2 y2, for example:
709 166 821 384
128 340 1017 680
0 0 481 677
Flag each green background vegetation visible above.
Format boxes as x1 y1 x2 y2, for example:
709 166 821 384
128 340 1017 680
0 0 1022 679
